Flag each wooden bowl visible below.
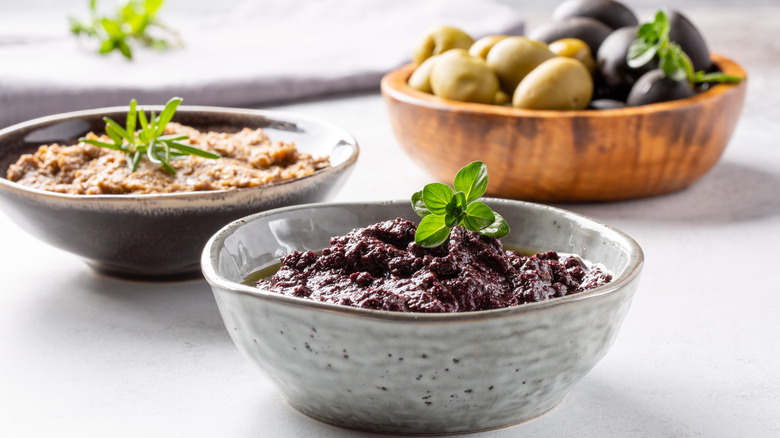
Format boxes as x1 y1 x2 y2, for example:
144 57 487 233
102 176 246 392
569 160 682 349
381 54 746 202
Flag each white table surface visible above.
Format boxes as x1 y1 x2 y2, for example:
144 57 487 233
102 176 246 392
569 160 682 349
2 2 779 438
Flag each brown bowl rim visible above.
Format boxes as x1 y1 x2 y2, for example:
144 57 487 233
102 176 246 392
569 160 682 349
381 53 746 118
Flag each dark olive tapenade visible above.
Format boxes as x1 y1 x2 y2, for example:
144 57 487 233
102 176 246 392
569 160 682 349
257 217 612 313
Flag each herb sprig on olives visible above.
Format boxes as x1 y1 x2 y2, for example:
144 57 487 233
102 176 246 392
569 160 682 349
627 9 742 84
79 97 220 175
411 161 509 247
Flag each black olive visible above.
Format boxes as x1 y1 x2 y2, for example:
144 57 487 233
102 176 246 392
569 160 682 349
668 9 712 72
591 70 614 101
626 69 695 106
596 26 656 100
529 17 613 56
552 0 638 30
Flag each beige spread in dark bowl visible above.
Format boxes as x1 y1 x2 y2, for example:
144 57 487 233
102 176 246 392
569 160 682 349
0 106 359 280
7 123 329 195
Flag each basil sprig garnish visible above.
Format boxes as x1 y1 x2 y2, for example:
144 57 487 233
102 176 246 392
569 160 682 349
411 161 509 248
79 97 220 175
627 9 743 84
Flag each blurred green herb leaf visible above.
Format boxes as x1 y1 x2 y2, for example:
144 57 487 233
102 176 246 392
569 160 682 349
411 161 509 248
627 9 743 84
69 0 181 60
79 97 220 175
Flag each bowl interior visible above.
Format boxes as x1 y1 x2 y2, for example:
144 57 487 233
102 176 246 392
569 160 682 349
0 106 357 181
206 198 642 316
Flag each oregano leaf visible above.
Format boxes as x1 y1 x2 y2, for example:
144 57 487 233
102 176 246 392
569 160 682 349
453 161 488 203
415 214 451 248
422 182 454 216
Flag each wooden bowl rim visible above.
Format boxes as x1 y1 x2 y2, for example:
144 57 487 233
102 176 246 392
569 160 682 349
381 53 746 118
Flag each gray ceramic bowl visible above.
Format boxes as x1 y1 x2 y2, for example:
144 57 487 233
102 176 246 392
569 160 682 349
202 199 643 434
0 106 358 280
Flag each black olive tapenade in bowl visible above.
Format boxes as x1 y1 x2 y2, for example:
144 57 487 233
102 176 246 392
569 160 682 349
0 106 359 280
201 199 644 434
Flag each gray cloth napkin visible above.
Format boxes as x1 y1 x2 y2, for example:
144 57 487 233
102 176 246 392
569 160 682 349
0 0 524 129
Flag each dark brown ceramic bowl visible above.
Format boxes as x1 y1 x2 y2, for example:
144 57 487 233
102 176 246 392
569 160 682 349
381 54 746 202
0 106 359 280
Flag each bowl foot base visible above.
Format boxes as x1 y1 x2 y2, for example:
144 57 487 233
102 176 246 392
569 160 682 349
86 262 203 282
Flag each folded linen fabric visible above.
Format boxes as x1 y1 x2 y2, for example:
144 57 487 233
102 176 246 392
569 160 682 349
0 0 524 128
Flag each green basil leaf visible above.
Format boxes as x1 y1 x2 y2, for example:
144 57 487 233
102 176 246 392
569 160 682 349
411 190 431 218
100 18 123 38
117 40 132 59
453 161 488 203
415 214 451 248
635 22 656 41
655 9 670 40
462 201 495 231
627 40 658 68
659 47 687 81
99 38 115 54
145 0 164 15
422 182 454 215
478 212 510 238
445 192 466 218
444 213 460 228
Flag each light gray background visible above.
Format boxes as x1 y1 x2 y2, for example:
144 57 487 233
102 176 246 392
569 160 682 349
1 1 778 437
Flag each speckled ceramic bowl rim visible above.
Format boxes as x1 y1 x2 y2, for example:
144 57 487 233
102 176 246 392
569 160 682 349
381 53 746 119
202 198 644 322
0 105 359 208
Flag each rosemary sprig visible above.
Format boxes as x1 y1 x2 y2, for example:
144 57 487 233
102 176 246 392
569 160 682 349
79 97 220 175
69 0 181 60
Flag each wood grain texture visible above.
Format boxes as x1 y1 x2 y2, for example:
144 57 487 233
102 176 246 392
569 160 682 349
381 54 746 202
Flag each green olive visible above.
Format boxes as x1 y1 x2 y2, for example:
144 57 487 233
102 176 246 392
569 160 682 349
468 35 507 59
485 36 556 94
494 89 510 106
430 49 500 104
412 26 474 66
548 38 596 74
513 57 593 110
407 55 440 94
